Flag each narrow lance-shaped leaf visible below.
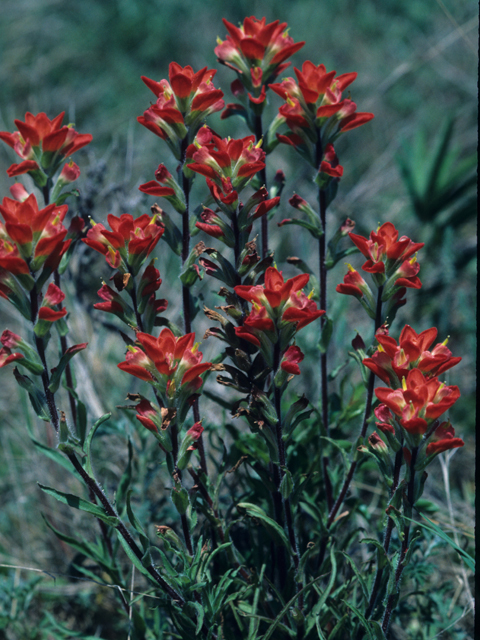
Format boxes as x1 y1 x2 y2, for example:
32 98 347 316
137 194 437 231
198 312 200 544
48 343 88 393
38 483 119 527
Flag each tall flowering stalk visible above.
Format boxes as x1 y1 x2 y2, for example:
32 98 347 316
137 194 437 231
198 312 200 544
216 16 304 256
138 63 225 474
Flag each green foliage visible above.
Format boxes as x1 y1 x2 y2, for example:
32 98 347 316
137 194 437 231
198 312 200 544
0 1 475 639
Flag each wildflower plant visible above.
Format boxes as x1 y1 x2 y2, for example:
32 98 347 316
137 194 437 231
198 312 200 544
0 14 472 640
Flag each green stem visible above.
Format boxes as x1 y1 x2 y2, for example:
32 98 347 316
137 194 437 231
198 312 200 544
382 447 418 635
316 286 384 571
272 342 302 605
179 135 207 475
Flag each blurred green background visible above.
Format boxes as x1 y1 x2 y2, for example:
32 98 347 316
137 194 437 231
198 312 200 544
0 0 476 637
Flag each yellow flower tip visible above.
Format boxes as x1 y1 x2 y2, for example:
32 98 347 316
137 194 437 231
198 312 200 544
287 97 296 107
442 336 450 346
308 290 314 300
255 138 263 148
150 213 158 225
89 217 96 227
402 377 407 391
192 342 200 353
107 246 117 260
67 159 74 167
253 301 261 311
194 139 202 149
438 382 446 392
127 345 137 353
409 256 417 265
378 344 385 352
347 263 356 272
67 123 76 129
216 36 223 45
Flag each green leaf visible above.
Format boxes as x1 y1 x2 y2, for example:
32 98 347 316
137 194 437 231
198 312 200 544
311 547 337 615
237 502 290 549
262 573 328 640
76 400 87 446
38 483 119 527
248 564 266 640
280 469 294 500
13 368 50 421
83 413 112 478
116 533 158 583
406 511 475 572
172 486 190 515
42 514 101 561
342 600 375 640
126 489 150 553
318 317 333 354
31 438 72 472
116 438 133 511
191 600 205 636
339 552 369 602
48 343 88 393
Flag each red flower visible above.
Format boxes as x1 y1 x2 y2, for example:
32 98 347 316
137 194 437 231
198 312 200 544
425 422 464 457
349 222 423 273
9 184 29 203
215 17 304 93
234 267 324 348
0 194 71 278
281 345 304 375
135 398 160 433
34 283 68 337
270 61 373 157
138 63 224 152
363 325 462 387
0 346 24 368
118 328 211 399
0 112 92 176
138 164 187 214
375 369 460 437
188 128 265 194
348 222 424 291
6 160 40 178
83 213 164 275
58 160 81 185
319 144 343 179
336 264 372 300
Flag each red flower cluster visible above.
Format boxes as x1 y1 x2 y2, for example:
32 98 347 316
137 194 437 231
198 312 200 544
187 127 265 204
363 325 462 387
215 17 304 95
234 267 324 352
83 213 164 276
138 63 224 154
118 329 211 401
374 370 461 440
0 194 71 286
0 112 92 178
337 223 424 315
269 61 374 158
